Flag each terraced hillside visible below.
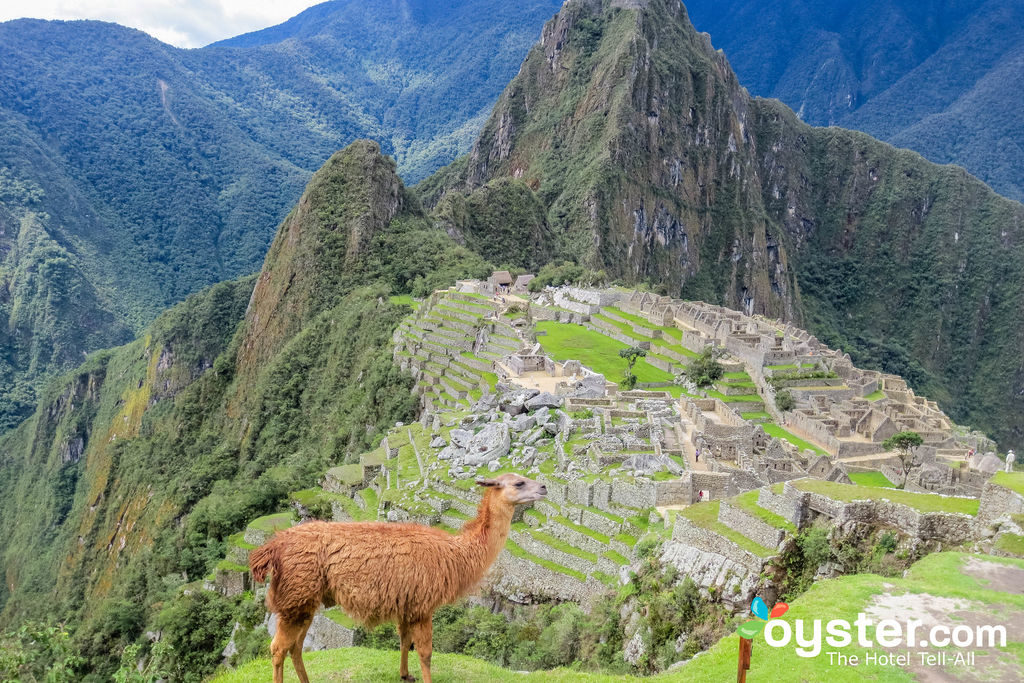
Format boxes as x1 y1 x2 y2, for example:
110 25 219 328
203 283 1011 664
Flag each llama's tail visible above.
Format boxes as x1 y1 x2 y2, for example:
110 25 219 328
249 540 278 584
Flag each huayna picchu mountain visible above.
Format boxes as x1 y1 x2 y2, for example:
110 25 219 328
422 0 1024 452
0 140 490 679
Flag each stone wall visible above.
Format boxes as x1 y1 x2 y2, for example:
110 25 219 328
718 502 785 550
757 486 806 527
788 482 977 543
978 480 1024 525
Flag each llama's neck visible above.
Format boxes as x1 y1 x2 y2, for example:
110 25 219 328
455 490 514 585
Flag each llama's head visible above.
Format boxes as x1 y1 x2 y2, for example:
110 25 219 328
476 473 547 505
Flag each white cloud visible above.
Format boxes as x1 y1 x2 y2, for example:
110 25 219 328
0 0 326 48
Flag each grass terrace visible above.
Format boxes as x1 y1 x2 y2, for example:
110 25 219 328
536 321 676 385
678 501 775 556
388 294 420 310
864 389 886 401
791 479 980 515
731 490 797 534
762 424 830 456
247 512 293 534
847 471 896 488
991 471 1024 496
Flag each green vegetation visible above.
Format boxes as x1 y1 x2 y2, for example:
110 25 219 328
683 347 724 388
674 552 1024 681
995 533 1024 556
731 490 797 534
791 479 979 515
991 471 1024 496
535 322 674 385
679 502 775 557
527 261 606 291
763 424 829 456
864 390 885 401
847 471 896 488
774 389 796 412
740 411 771 421
883 431 924 476
617 346 647 390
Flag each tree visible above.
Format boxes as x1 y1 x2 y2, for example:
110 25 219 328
775 389 795 412
883 431 924 477
685 347 724 387
619 346 647 390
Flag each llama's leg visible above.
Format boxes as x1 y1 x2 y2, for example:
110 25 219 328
398 622 415 681
412 619 434 683
270 616 305 683
289 615 314 683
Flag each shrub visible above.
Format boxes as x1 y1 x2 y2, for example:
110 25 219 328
685 347 724 387
775 389 796 412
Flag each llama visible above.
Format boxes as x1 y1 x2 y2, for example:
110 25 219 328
250 472 547 683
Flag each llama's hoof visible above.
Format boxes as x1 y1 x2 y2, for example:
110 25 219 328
400 676 417 682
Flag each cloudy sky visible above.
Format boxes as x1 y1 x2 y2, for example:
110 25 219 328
0 0 327 48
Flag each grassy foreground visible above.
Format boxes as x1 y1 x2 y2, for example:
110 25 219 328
210 648 683 682
211 553 1024 682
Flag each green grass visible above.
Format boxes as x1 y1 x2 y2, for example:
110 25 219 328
991 471 1024 496
792 479 980 515
731 490 796 534
210 646 699 682
359 487 379 511
226 532 257 550
847 471 896 488
215 559 250 573
246 512 293 534
864 389 886 401
705 389 762 402
388 294 420 310
535 321 675 384
671 552 1024 682
586 506 625 524
326 463 365 485
995 533 1024 556
678 501 775 556
504 541 587 582
765 363 797 370
529 529 599 563
553 516 610 544
740 411 771 421
613 533 638 547
762 424 830 456
602 549 629 565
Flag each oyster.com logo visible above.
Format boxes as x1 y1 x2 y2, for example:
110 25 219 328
738 597 789 640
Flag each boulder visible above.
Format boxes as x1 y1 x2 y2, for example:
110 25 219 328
526 392 562 410
499 388 539 415
510 414 536 433
430 436 447 449
462 423 512 466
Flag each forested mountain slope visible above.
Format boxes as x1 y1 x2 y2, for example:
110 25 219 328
0 0 561 427
0 141 490 679
422 0 1024 451
684 0 1024 201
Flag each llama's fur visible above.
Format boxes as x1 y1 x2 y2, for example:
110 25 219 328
250 473 546 683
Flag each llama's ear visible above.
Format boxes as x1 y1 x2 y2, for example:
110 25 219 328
476 478 502 488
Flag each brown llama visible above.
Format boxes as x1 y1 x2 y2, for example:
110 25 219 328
249 472 546 683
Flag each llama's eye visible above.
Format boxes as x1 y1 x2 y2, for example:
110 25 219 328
515 482 524 487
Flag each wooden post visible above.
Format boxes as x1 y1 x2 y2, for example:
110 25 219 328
737 636 753 683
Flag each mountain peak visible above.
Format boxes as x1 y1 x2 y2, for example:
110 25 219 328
237 140 406 372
